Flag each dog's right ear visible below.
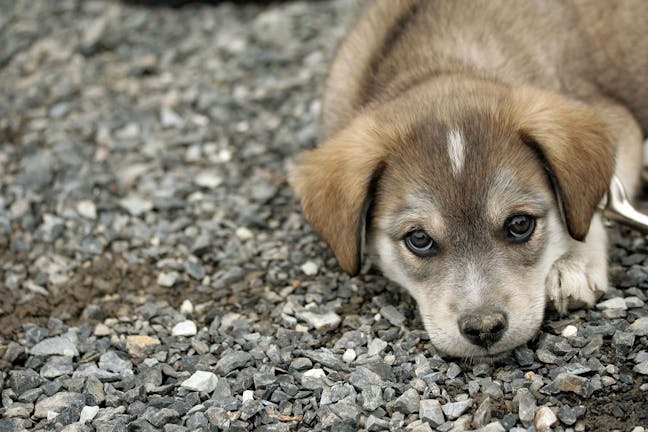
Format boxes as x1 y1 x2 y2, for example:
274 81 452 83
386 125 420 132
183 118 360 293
290 115 388 276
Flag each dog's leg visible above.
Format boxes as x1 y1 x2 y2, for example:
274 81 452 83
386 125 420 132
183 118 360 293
546 104 644 314
546 214 608 314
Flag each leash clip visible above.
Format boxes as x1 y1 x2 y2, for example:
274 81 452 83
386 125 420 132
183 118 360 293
600 176 648 233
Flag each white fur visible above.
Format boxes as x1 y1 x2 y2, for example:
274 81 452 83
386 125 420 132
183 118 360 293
545 213 608 314
447 130 465 176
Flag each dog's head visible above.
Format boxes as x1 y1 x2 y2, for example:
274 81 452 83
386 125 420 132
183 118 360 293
291 79 614 358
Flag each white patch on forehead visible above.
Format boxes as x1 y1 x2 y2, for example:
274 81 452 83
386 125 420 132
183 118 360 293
447 129 465 176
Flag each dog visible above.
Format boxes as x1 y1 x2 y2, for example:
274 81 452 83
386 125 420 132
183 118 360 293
290 0 648 358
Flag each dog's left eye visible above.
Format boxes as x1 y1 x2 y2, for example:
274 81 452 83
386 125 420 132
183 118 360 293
404 230 437 257
504 214 536 242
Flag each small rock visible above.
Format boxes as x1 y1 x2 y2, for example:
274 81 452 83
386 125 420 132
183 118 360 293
514 347 535 366
30 336 79 357
157 271 179 287
41 356 74 378
161 107 184 128
180 300 194 314
534 406 557 431
296 310 341 330
10 369 42 395
94 323 111 336
119 195 153 216
80 405 99 423
172 320 197 337
76 200 97 219
561 325 578 338
242 390 254 403
441 399 472 420
549 373 597 397
301 368 327 389
556 405 586 426
624 296 645 308
630 317 648 336
361 385 384 411
300 261 319 276
181 371 218 393
390 388 420 414
126 335 161 358
215 351 252 375
289 357 312 371
195 172 222 189
342 349 356 363
472 397 491 428
515 388 536 427
34 392 85 418
420 399 445 426
633 361 648 375
479 422 506 432
596 297 627 310
366 415 391 431
380 305 406 326
235 227 254 241
367 338 388 357
98 351 132 374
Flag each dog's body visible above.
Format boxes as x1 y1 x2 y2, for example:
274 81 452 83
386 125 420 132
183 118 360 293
292 0 648 358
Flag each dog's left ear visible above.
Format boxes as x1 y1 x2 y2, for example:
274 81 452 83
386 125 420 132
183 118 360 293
289 114 388 275
509 87 615 240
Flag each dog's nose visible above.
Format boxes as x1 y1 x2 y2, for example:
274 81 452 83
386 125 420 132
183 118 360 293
458 311 508 348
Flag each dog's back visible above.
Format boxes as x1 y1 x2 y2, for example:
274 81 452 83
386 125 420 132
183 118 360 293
323 0 648 138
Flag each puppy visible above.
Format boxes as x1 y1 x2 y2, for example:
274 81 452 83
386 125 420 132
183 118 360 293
291 0 648 358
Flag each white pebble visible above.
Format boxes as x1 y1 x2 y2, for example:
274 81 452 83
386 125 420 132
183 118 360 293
534 406 557 431
300 261 319 276
342 349 356 363
94 323 111 337
79 405 99 423
236 227 254 241
195 172 222 189
180 299 194 314
160 106 184 128
303 368 326 379
172 320 197 337
242 390 254 402
181 371 218 393
157 271 179 287
561 325 578 338
76 200 97 219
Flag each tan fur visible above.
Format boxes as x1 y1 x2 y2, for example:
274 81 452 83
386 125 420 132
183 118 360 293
290 114 389 275
507 87 616 240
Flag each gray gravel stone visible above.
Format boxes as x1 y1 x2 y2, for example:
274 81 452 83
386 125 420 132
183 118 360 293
441 399 472 420
30 337 79 357
420 399 445 426
41 355 74 378
361 385 384 411
34 392 85 418
556 405 586 425
10 369 42 395
380 305 406 326
215 351 252 375
630 317 648 336
388 388 420 414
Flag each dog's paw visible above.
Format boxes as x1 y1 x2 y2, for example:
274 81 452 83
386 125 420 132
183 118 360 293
546 253 607 315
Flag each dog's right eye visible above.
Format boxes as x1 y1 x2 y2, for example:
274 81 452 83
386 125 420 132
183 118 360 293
404 230 437 257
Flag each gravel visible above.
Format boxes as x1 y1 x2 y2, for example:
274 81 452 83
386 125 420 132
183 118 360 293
0 0 647 431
